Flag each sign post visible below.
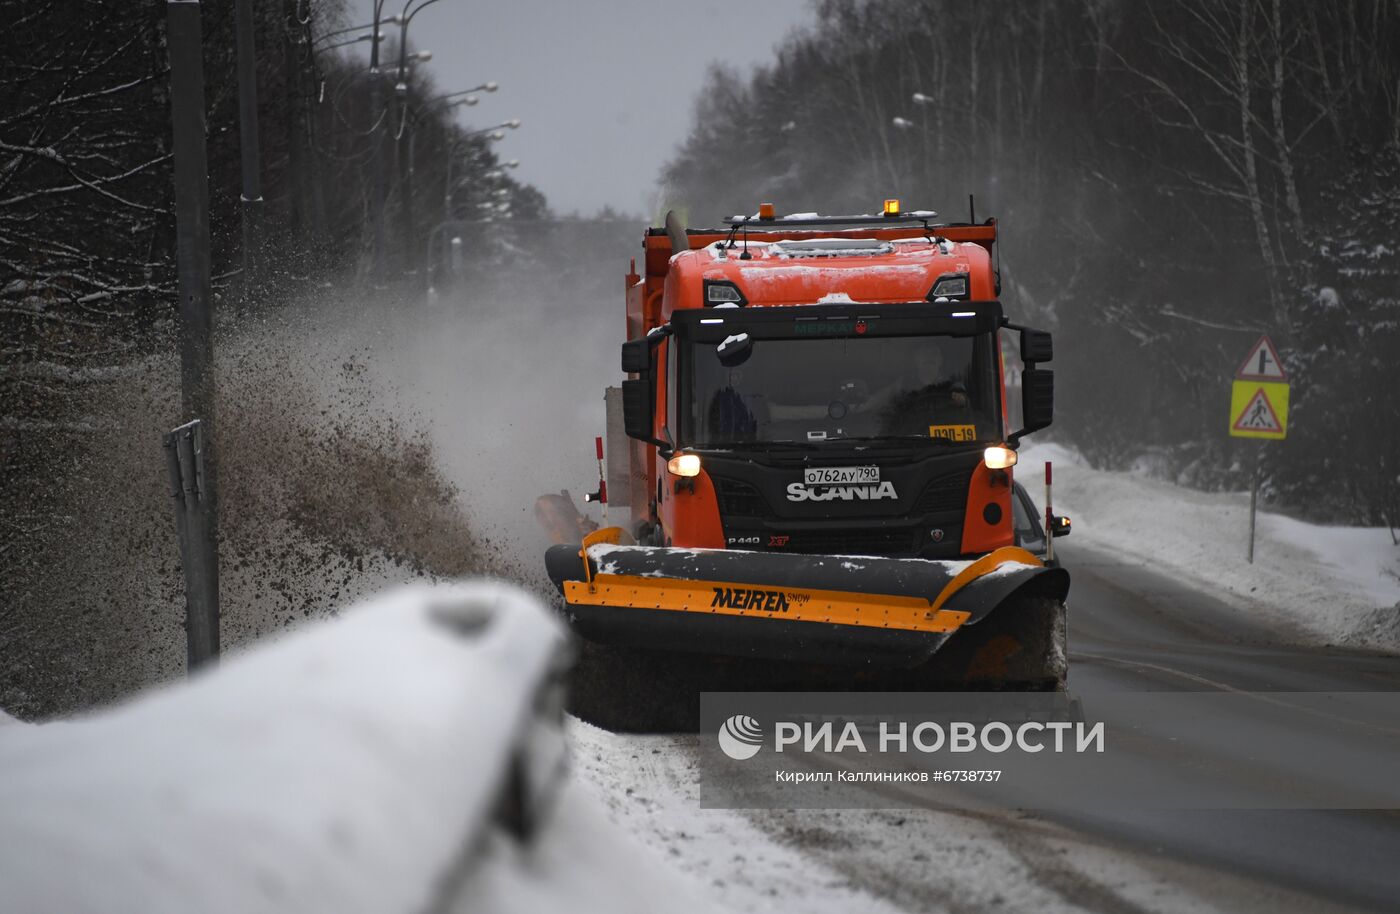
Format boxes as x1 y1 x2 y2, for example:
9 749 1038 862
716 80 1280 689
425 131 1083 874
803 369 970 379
166 0 220 668
1229 335 1289 563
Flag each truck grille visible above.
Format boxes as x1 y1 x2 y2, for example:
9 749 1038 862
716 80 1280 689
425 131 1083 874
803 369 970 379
712 477 768 517
913 469 972 516
782 527 922 557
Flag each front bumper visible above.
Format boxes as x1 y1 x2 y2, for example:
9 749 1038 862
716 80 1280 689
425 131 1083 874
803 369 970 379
545 535 1068 668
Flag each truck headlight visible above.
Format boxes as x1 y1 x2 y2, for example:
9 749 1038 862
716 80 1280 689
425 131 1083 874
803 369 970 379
927 272 969 300
983 445 1017 469
704 280 747 305
667 453 702 477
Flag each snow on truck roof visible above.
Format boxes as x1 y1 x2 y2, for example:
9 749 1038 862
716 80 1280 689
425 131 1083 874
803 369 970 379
702 235 964 261
725 210 940 223
658 233 991 313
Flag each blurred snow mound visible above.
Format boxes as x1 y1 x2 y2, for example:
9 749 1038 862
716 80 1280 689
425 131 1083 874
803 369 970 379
0 581 564 914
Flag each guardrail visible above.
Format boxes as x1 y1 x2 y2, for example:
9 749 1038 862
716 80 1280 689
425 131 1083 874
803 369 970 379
0 581 570 914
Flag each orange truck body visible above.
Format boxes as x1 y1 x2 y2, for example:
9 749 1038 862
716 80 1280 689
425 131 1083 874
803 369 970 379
624 218 1010 557
542 206 1067 672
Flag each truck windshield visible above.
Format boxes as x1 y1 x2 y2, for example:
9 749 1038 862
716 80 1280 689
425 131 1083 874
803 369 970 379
681 334 1001 447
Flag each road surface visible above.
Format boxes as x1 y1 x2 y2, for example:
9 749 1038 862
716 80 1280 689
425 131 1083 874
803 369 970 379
572 542 1400 913
1048 543 1400 912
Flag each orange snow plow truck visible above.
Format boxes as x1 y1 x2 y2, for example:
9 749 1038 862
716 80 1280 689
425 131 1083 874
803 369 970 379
539 203 1071 724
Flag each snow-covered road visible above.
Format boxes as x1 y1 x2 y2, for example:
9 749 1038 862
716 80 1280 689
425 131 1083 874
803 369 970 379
3 551 1394 914
544 541 1400 914
8 338 1397 914
1021 443 1399 653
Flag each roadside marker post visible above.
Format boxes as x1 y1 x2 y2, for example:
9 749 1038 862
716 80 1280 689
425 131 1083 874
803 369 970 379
583 435 609 526
594 435 608 526
1228 334 1289 563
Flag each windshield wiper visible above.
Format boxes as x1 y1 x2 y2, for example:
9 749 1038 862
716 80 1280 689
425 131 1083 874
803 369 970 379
848 435 974 446
697 440 821 452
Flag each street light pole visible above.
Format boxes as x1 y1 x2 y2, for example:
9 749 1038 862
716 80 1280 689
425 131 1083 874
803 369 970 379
233 0 262 310
392 0 445 278
282 1 313 245
429 127 518 287
319 32 382 52
313 17 398 46
369 0 389 283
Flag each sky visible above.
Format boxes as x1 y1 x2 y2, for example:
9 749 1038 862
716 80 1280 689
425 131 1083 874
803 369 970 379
344 0 813 217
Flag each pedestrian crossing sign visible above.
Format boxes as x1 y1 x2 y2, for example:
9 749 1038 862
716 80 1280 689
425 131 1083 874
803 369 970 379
1229 380 1289 439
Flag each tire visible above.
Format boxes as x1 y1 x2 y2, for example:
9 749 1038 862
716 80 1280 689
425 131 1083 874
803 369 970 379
568 641 709 732
566 597 1068 732
567 641 877 732
493 753 532 841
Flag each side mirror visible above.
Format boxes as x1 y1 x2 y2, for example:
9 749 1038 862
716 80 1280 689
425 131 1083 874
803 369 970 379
716 332 752 367
620 329 673 449
1017 367 1054 437
621 339 651 374
621 378 653 441
1020 328 1053 364
1050 514 1072 538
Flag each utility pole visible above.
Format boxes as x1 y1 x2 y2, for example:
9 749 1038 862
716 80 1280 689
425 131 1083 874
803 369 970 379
283 0 310 241
165 0 220 669
399 104 416 277
369 1 387 283
234 0 263 309
391 0 444 279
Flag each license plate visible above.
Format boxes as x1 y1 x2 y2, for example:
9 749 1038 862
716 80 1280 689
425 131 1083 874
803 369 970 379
928 424 977 441
804 465 879 485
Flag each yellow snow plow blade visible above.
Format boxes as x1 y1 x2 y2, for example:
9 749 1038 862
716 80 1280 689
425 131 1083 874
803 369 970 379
564 574 972 634
545 528 1064 669
563 527 1042 636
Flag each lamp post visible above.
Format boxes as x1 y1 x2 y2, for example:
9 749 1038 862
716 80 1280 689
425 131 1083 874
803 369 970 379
390 0 445 278
430 82 498 104
429 125 519 290
232 0 262 310
368 0 391 283
441 125 512 230
415 85 498 214
319 31 383 52
399 87 498 289
390 50 434 277
313 17 400 47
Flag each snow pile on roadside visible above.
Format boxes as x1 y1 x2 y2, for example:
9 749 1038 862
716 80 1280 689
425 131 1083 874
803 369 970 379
0 581 564 914
563 721 906 914
1022 442 1400 652
460 777 719 914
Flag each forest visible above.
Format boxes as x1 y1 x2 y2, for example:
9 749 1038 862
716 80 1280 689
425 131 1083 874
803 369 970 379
0 0 547 578
0 0 556 715
0 0 545 423
662 0 1400 526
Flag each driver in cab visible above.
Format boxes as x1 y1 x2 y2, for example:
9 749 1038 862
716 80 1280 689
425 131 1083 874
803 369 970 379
759 342 971 436
872 344 972 436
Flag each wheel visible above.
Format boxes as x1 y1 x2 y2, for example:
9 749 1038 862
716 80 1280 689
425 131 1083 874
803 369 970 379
567 641 862 732
567 641 708 732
